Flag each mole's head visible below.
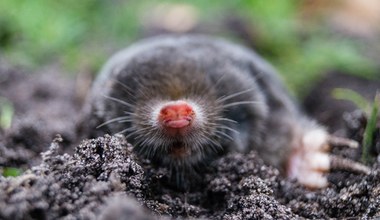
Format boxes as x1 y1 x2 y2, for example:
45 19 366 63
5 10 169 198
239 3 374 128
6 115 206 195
130 88 225 168
100 51 231 170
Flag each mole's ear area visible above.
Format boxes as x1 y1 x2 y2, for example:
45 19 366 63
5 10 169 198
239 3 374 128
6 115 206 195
286 128 371 189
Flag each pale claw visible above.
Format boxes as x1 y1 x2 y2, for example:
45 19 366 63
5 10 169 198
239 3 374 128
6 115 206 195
287 128 370 189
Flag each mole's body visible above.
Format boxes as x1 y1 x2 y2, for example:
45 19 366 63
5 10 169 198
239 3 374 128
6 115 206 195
84 35 368 188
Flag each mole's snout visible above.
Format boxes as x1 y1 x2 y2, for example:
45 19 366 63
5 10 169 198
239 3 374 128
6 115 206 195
158 101 195 129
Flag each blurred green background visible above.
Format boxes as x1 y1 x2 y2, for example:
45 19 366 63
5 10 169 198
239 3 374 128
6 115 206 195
0 0 379 94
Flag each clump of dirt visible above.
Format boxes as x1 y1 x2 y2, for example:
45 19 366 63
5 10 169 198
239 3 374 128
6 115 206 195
0 134 294 219
0 66 379 219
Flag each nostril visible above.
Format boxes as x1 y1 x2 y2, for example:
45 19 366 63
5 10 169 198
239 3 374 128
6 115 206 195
158 101 195 129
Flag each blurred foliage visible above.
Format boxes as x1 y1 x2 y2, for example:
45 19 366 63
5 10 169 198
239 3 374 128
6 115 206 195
333 88 371 111
0 0 378 94
361 94 379 165
0 0 143 71
0 98 13 129
1 167 23 177
239 1 377 92
333 89 379 165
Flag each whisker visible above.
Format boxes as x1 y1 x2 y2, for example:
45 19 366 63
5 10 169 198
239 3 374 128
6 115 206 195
125 128 154 140
125 130 138 139
215 130 234 141
215 117 237 124
213 72 228 88
190 69 232 99
126 126 154 137
118 119 134 123
135 142 154 158
146 143 157 158
217 88 255 103
96 116 131 129
114 80 136 98
103 95 134 108
208 138 223 151
138 137 156 150
223 101 262 108
123 111 139 117
219 125 239 134
118 118 152 126
206 122 238 134
199 133 222 150
134 79 153 100
116 127 136 135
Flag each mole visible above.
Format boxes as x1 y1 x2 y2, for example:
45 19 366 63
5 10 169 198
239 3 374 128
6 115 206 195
82 35 369 189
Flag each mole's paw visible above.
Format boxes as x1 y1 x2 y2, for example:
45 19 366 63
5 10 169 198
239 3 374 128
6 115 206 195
286 129 370 189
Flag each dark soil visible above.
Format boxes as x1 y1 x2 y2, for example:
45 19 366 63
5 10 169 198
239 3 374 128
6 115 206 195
0 65 380 219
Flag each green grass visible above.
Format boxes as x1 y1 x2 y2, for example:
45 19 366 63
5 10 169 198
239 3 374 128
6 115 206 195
0 98 13 129
361 94 379 165
2 167 22 177
0 0 377 94
333 89 379 165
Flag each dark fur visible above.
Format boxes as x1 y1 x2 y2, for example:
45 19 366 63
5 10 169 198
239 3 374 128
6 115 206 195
83 35 315 188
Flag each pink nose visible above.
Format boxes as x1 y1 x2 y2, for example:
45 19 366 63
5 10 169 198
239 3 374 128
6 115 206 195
159 102 195 129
